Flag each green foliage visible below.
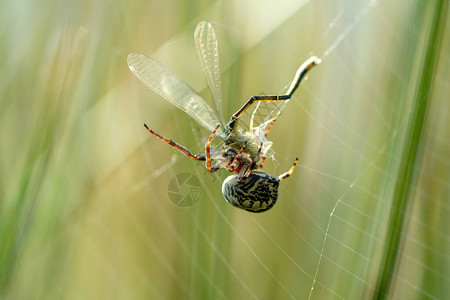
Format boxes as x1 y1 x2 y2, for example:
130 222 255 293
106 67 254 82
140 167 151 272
0 0 448 299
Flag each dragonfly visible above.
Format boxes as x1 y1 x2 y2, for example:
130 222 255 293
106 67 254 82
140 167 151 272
128 21 320 212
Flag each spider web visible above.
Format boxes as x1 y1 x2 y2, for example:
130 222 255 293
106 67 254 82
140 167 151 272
3 0 450 298
130 1 449 299
68 0 449 299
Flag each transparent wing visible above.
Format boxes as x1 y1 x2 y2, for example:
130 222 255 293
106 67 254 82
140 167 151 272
238 56 321 135
194 21 226 127
128 53 226 140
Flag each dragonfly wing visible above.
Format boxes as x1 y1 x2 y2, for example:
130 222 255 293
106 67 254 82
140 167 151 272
128 53 226 139
194 21 225 127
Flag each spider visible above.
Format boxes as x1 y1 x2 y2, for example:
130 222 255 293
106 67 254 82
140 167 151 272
128 21 320 212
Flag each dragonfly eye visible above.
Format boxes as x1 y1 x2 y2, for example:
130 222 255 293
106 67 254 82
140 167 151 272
222 171 279 212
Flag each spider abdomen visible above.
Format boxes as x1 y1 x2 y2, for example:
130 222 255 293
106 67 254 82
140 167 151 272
222 171 280 213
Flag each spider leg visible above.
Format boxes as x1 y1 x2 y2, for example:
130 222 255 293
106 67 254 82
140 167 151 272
278 157 299 181
227 56 320 132
250 142 263 170
255 142 263 161
255 121 275 169
258 155 267 169
205 125 221 172
265 119 277 138
144 124 206 161
227 142 247 172
236 165 250 182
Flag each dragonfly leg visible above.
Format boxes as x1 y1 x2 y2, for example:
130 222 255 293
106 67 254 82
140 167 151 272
227 56 320 133
144 124 206 161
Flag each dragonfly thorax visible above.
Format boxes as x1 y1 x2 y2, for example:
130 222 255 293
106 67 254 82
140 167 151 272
225 129 272 159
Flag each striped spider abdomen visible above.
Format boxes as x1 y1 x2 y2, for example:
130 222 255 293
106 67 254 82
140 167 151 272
222 171 280 213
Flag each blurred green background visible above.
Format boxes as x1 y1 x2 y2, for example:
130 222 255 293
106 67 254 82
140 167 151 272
1 0 449 299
